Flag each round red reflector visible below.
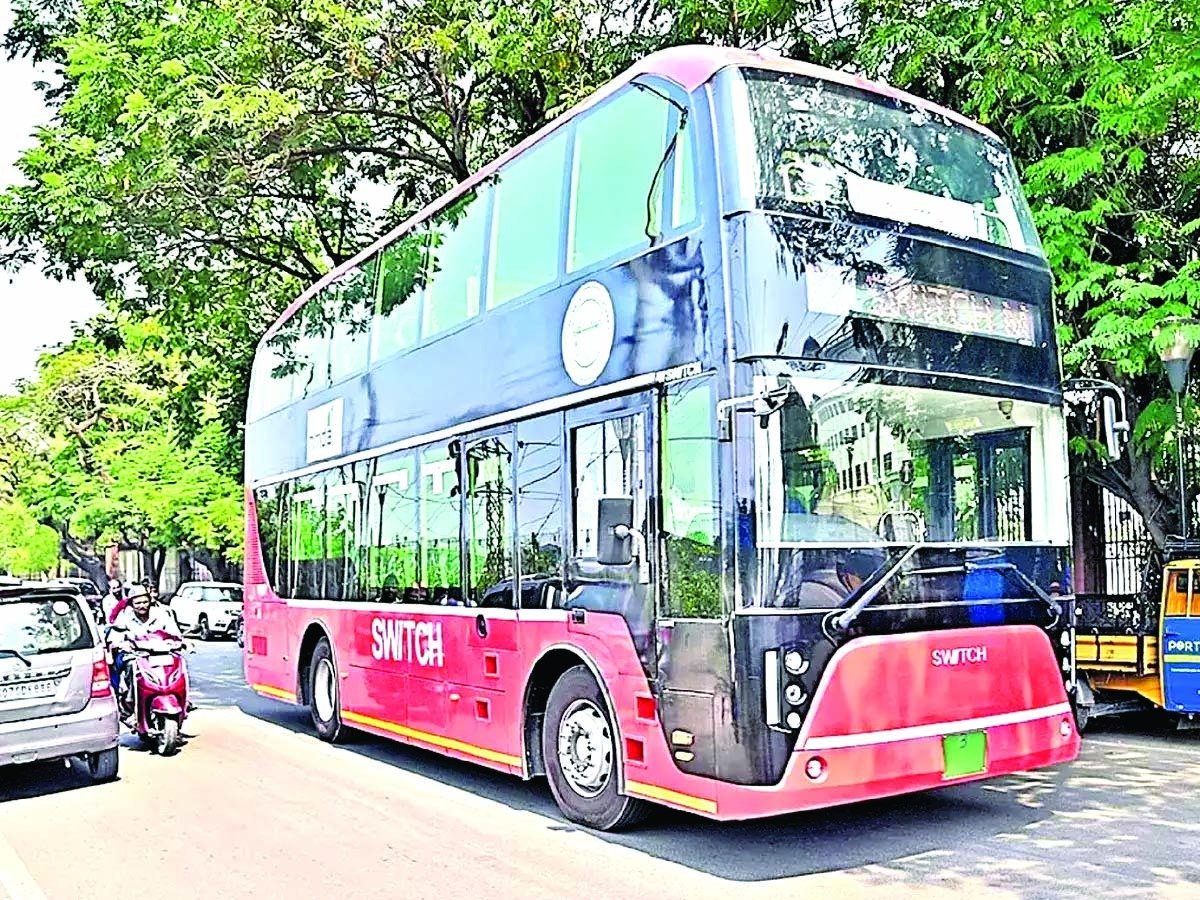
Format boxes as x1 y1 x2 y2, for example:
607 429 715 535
804 756 827 781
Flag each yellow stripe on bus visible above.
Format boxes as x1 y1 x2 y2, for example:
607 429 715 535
251 683 296 702
341 709 522 767
1164 654 1200 664
626 779 718 814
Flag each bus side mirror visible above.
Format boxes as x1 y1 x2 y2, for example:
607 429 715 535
597 497 635 566
1101 395 1129 461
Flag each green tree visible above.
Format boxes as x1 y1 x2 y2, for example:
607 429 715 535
0 500 60 576
0 317 242 583
855 0 1200 547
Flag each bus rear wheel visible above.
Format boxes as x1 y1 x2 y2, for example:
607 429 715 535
542 665 647 831
309 637 345 743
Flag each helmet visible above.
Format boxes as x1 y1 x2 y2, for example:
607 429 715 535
126 584 151 602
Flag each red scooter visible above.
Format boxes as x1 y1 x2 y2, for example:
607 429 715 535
117 630 190 755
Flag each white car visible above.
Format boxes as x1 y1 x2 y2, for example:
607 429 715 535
169 582 243 641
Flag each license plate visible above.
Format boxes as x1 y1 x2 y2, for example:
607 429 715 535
0 679 59 702
942 731 987 778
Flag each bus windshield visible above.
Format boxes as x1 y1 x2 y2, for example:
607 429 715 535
741 68 1041 254
755 373 1069 548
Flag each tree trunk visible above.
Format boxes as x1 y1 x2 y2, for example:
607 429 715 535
57 527 109 591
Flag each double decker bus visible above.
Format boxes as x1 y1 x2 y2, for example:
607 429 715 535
243 46 1080 830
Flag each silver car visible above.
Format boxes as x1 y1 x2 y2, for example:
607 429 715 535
0 583 120 781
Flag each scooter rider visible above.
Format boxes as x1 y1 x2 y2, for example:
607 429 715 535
108 584 183 713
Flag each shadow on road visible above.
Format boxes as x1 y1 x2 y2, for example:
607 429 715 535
0 758 122 802
236 696 1053 882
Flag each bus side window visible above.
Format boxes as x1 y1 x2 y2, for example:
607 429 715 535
327 260 376 388
661 378 721 618
488 131 568 309
570 413 646 563
365 453 420 604
420 444 464 604
422 187 492 339
568 85 674 273
466 434 515 608
516 414 565 609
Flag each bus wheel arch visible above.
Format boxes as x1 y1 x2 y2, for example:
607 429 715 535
296 624 328 706
523 647 647 830
297 623 346 743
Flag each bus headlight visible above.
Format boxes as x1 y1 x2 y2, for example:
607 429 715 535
1060 630 1072 648
786 711 803 729
784 651 808 675
784 683 807 706
804 756 827 781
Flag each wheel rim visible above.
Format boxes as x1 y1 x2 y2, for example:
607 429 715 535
313 657 336 723
556 698 613 798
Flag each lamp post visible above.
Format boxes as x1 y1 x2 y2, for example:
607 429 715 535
1155 317 1200 540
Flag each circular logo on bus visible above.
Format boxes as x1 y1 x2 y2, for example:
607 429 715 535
561 281 615 386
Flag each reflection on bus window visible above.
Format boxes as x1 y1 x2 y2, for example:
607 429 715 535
373 230 429 362
516 415 564 609
423 189 491 337
662 378 721 618
569 87 672 272
489 133 568 308
467 435 515 608
366 453 419 603
421 445 463 604
757 375 1054 547
572 414 645 558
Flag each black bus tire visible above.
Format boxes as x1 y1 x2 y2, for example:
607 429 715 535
309 638 346 743
542 665 647 831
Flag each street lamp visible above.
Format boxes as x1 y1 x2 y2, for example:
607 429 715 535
1155 317 1200 540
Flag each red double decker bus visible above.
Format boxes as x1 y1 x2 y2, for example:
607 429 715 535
243 46 1080 829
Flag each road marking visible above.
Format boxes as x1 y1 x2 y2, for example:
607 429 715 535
0 828 48 900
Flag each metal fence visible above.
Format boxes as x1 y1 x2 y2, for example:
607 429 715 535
1101 489 1153 596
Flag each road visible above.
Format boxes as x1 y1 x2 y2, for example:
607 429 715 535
2 643 1200 900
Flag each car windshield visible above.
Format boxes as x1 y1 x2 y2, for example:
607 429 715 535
741 69 1041 254
0 597 92 655
200 587 243 603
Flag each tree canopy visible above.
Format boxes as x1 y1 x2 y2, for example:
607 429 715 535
3 0 1200 571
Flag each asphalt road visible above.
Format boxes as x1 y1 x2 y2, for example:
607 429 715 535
2 642 1200 900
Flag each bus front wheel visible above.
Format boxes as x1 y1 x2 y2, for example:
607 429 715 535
542 665 647 831
309 638 345 743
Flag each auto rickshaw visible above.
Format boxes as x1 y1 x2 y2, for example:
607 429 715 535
1075 539 1200 728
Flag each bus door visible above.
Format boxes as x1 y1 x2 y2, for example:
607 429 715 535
564 396 658 676
453 429 521 754
1162 566 1200 713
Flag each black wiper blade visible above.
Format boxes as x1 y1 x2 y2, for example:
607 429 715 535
0 648 33 667
829 544 922 634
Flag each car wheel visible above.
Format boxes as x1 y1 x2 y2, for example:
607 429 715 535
197 615 210 642
86 747 119 782
542 665 647 831
309 637 346 743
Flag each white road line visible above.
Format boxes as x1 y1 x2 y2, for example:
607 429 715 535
0 827 48 900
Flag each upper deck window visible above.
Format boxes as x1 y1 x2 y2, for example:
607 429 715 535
741 69 1040 254
423 186 492 337
568 85 690 272
489 131 569 308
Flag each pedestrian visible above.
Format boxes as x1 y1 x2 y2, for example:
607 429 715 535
101 578 125 623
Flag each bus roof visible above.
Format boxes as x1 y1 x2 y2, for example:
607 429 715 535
262 45 999 344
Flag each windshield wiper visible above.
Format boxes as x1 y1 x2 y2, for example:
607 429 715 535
827 546 1063 636
828 543 922 634
0 648 33 667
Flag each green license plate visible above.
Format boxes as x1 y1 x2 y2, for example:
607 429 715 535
942 731 987 779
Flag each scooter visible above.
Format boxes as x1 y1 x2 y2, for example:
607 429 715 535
117 630 190 755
